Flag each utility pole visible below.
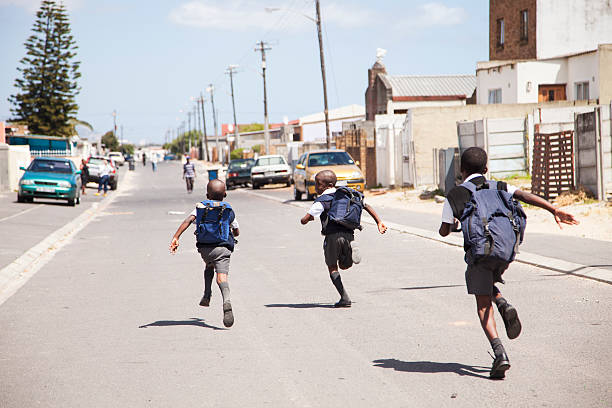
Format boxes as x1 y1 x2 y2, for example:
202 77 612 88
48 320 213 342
200 92 209 161
255 41 272 155
194 103 200 159
112 110 117 153
226 65 240 151
187 111 192 153
208 84 220 163
315 0 331 150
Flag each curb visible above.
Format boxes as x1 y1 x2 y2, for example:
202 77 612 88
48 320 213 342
0 171 135 306
241 189 612 285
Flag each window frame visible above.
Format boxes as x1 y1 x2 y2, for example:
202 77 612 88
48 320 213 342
497 18 505 47
520 10 528 42
575 81 590 101
488 88 502 104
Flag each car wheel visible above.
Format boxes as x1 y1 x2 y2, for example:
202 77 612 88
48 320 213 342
306 190 315 201
252 183 260 190
68 197 76 206
294 187 302 201
17 194 25 203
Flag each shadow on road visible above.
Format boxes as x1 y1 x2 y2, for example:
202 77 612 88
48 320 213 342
265 303 335 309
372 358 490 380
400 284 465 291
138 317 226 331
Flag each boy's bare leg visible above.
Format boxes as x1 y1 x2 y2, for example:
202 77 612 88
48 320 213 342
476 295 510 378
328 265 351 307
217 273 234 327
199 265 214 307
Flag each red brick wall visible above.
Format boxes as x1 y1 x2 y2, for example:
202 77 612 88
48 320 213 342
489 0 537 60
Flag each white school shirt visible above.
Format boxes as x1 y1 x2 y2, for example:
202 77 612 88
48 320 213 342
190 206 239 229
440 173 518 224
307 187 336 218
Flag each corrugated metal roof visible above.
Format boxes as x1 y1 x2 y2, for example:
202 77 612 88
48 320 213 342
381 74 476 97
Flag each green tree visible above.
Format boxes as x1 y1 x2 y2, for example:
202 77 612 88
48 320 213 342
101 130 119 151
120 144 135 155
9 0 81 137
240 123 264 133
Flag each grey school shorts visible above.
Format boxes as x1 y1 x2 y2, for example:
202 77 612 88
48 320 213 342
198 246 231 275
465 258 509 296
323 232 354 268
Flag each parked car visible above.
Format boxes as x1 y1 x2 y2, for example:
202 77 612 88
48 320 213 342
250 155 291 189
292 149 365 200
86 156 118 190
18 157 82 206
226 158 256 189
108 151 125 166
164 153 177 161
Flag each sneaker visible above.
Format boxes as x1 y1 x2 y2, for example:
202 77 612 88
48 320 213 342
490 352 510 379
103 193 108 197
351 241 361 264
334 299 352 308
223 302 234 327
499 303 522 340
199 294 210 307
95 192 100 196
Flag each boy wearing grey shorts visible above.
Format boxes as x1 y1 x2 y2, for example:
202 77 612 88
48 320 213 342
170 179 239 328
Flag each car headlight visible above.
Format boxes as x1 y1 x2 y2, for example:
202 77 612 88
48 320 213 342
20 179 34 185
350 171 362 179
58 180 72 187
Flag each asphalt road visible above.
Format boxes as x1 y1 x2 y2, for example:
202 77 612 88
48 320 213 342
1 161 610 407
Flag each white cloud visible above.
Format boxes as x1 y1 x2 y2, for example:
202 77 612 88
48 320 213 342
416 2 467 27
168 1 374 31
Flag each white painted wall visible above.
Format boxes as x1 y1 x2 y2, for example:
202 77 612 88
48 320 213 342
301 120 344 142
374 113 406 187
537 0 612 59
476 63 518 104
567 52 599 101
516 59 567 103
387 99 465 113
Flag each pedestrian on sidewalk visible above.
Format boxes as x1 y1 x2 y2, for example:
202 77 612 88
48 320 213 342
170 179 239 328
142 152 146 167
151 154 158 172
300 170 387 307
439 147 579 379
80 158 89 195
183 156 196 193
95 159 112 197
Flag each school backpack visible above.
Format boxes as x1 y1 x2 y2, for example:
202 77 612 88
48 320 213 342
459 181 527 264
194 200 233 244
327 187 364 231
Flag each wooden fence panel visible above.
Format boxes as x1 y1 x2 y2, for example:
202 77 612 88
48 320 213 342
531 131 574 200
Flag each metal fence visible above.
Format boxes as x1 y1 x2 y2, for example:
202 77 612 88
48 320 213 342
31 149 72 157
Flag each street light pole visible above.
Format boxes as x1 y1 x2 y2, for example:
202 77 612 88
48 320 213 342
200 93 209 161
187 111 192 153
227 65 240 152
208 84 220 163
315 0 331 150
255 41 272 155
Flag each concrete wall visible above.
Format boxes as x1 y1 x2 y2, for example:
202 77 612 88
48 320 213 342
477 62 519 104
537 0 612 59
374 114 406 187
0 145 32 192
599 44 612 105
387 99 465 113
489 0 537 60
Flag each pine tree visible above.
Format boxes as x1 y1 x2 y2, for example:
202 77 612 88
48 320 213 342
9 0 81 137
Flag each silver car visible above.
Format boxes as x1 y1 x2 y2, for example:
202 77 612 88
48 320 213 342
250 155 291 189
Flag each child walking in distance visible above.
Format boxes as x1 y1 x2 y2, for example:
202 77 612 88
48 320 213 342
439 147 578 379
169 179 239 327
301 170 387 307
183 156 196 193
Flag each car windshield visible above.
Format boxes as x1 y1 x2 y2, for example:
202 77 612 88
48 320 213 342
28 159 73 173
88 158 107 165
229 159 255 170
255 157 285 166
308 152 354 167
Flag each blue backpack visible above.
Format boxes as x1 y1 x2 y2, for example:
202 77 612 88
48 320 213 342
194 200 233 244
326 187 364 231
459 181 527 264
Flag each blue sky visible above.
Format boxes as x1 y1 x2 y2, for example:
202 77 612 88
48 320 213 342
0 0 489 145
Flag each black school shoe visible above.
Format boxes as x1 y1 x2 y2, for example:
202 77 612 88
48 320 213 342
199 294 211 307
499 303 522 340
334 299 352 308
223 302 234 327
490 351 511 379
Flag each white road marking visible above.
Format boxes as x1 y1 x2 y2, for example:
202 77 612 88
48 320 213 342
0 205 45 223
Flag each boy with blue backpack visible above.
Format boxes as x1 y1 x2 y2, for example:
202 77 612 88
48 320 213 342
301 170 387 307
439 147 578 379
170 179 239 328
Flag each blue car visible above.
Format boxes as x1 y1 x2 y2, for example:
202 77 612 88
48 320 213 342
18 157 82 206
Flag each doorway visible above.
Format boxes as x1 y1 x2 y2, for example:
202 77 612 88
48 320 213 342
538 84 566 102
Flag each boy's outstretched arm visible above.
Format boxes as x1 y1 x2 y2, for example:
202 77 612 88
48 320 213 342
170 215 196 253
513 189 579 228
301 213 314 225
364 203 387 234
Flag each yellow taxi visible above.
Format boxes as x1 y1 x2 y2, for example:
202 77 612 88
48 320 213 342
292 149 365 200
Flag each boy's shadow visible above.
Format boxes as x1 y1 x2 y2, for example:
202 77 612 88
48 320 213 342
373 358 490 380
139 317 226 331
265 303 335 309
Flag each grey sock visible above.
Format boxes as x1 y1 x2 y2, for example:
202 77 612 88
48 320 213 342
495 296 508 309
204 267 214 297
490 337 505 358
330 271 350 301
218 281 231 304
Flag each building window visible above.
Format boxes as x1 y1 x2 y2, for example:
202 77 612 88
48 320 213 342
520 10 528 42
575 82 590 100
497 18 505 47
488 89 502 104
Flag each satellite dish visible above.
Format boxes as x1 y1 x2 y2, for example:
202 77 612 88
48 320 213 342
376 48 387 63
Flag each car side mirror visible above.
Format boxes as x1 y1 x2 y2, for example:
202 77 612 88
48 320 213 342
75 170 82 175
295 164 304 170
19 166 26 171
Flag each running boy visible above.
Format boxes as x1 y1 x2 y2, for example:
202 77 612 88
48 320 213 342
301 170 387 307
169 179 239 327
439 147 578 379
